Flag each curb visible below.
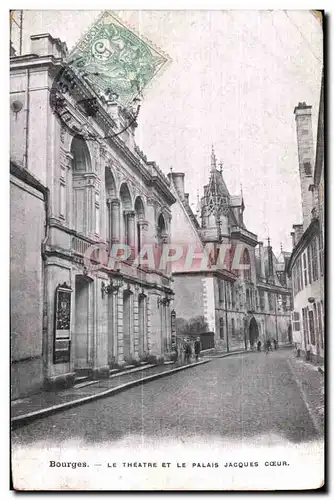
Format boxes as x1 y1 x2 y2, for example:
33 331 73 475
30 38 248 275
11 359 211 430
206 349 254 359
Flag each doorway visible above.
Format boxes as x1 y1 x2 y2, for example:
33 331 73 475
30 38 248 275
248 317 259 347
74 275 93 370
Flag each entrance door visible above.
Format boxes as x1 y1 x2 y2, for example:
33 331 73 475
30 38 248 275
249 317 259 347
74 275 92 370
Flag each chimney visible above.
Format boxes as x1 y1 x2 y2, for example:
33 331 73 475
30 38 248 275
294 102 315 229
293 224 303 245
291 231 296 248
168 172 185 198
30 33 68 59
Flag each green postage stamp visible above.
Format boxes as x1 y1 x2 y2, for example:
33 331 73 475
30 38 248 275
68 11 170 106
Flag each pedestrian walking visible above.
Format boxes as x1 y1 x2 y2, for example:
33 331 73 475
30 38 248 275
194 336 201 362
184 340 192 364
266 339 272 352
257 340 262 352
273 339 277 350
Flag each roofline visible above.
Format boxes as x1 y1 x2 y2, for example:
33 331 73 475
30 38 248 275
10 160 48 197
287 218 320 275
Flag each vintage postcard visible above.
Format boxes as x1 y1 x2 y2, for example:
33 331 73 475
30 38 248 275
10 9 324 491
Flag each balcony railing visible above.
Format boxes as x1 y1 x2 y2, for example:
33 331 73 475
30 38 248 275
72 235 93 255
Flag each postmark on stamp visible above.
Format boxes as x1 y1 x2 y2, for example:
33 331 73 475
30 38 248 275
50 11 170 141
68 11 170 107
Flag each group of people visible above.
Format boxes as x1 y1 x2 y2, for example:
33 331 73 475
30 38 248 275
255 338 278 353
173 337 202 364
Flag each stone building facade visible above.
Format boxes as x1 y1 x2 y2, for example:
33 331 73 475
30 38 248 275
287 71 324 362
169 148 292 350
10 33 175 397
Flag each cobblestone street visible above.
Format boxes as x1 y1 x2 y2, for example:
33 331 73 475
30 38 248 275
12 350 324 447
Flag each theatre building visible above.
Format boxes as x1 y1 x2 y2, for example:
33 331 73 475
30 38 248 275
10 34 175 397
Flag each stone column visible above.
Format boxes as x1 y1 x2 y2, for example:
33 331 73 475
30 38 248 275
110 198 120 244
126 211 136 260
133 288 140 359
138 220 149 249
116 288 124 363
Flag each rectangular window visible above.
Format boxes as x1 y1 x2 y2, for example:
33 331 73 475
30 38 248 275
302 253 308 287
309 310 315 345
302 308 309 345
293 311 300 332
304 162 312 176
268 292 273 311
282 295 287 312
307 246 312 285
219 317 224 339
311 237 319 281
219 281 224 303
231 318 235 337
297 258 303 291
259 290 265 310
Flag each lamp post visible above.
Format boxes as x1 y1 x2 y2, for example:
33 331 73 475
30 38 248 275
101 270 123 298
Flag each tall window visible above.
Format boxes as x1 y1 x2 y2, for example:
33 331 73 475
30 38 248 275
297 258 303 292
293 311 300 332
307 246 312 285
135 197 145 255
302 252 308 287
219 281 224 303
241 248 251 281
311 237 319 282
219 317 224 339
259 289 265 310
71 137 92 234
268 292 273 311
231 318 235 337
308 310 315 345
302 308 309 344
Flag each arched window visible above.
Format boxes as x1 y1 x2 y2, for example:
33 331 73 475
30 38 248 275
71 137 92 234
105 168 116 246
134 197 145 254
157 213 167 245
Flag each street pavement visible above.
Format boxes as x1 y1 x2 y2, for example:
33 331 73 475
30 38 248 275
12 349 323 447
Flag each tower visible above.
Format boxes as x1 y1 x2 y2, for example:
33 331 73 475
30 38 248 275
294 102 315 230
200 146 230 242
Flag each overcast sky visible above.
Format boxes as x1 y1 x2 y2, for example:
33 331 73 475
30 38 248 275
16 10 323 254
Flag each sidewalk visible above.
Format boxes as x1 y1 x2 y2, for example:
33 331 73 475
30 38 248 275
11 347 263 429
287 352 325 436
11 358 211 429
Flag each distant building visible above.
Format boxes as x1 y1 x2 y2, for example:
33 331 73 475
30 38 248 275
169 148 292 351
287 71 324 362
